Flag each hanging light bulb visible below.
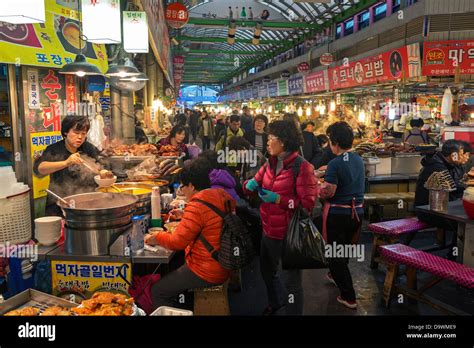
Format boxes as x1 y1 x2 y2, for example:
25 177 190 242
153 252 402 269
285 105 289 113
354 105 358 112
268 105 273 113
297 107 303 117
330 100 336 112
320 104 326 115
358 110 366 123
306 106 312 117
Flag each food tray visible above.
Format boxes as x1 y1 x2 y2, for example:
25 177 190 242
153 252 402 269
0 289 78 315
150 306 193 316
109 155 155 163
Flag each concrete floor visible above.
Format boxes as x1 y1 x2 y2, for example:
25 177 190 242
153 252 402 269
229 229 474 316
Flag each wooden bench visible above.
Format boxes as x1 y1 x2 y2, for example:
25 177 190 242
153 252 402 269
380 244 474 315
192 280 230 316
368 217 431 269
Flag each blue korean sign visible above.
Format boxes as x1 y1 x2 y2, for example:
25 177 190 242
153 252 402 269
268 82 278 98
288 76 304 95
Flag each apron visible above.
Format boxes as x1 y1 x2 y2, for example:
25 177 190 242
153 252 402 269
322 197 363 244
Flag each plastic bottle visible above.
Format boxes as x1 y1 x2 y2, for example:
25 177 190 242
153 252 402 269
150 186 162 227
241 6 247 19
229 6 233 19
248 7 253 19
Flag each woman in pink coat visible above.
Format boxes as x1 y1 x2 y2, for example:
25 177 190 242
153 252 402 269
243 119 318 315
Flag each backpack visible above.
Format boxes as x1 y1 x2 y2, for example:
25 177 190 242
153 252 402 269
193 199 255 270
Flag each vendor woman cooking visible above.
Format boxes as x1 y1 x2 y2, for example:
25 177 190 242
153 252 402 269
33 116 103 216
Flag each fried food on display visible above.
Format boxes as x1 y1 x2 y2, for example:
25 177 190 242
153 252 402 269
71 292 135 316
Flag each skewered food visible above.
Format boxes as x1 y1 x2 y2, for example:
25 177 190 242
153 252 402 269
424 170 456 191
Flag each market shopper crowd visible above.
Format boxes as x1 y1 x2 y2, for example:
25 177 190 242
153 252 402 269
142 107 366 315
33 106 469 316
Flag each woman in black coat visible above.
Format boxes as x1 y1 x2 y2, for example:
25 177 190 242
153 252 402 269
243 114 269 157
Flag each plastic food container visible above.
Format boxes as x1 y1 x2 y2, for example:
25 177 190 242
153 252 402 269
150 306 193 316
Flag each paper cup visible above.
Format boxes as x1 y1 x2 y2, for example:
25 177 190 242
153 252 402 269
35 216 62 246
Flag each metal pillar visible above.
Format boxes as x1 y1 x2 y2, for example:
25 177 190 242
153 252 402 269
111 86 122 139
121 90 135 144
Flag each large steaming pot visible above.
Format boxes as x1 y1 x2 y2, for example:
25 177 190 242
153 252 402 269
58 192 138 255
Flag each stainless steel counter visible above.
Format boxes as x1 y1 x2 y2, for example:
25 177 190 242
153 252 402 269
36 243 175 264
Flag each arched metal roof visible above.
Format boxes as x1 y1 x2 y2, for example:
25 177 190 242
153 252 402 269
173 0 363 85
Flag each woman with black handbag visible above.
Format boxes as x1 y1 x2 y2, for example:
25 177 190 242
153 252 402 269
243 119 318 315
318 121 365 310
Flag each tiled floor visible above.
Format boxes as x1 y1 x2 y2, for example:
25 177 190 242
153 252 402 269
229 229 474 316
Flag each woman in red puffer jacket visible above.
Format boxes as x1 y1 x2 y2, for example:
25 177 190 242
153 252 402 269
243 118 318 316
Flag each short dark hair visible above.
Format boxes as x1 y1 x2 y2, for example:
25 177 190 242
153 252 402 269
268 120 304 152
326 121 354 150
61 116 90 137
242 106 249 110
175 113 187 126
316 134 329 146
230 114 241 123
410 118 424 128
301 121 315 131
179 158 211 191
170 125 186 139
254 114 268 127
441 139 469 157
228 136 251 151
198 150 225 169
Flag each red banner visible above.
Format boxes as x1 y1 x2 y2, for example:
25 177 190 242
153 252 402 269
304 70 328 93
329 44 421 90
65 75 76 114
422 40 474 76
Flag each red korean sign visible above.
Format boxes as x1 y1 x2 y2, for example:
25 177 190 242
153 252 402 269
422 40 474 76
304 70 328 93
165 3 189 29
297 62 310 73
40 69 62 132
329 44 421 90
320 53 334 66
65 75 76 114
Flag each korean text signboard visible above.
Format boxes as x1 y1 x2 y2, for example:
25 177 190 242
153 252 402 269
52 261 132 300
329 44 421 90
304 70 328 93
268 82 278 98
0 2 108 72
278 80 288 96
31 131 62 199
288 76 304 95
422 40 474 76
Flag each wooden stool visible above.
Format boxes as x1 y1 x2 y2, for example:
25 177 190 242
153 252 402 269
193 280 230 316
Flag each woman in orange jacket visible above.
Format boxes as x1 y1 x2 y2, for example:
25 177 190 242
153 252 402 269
146 159 233 310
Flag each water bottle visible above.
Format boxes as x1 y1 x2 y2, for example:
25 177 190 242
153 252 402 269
229 6 233 19
241 6 247 19
248 7 253 19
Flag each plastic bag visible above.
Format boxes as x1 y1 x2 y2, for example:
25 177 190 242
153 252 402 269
281 206 327 270
128 274 161 315
87 115 106 151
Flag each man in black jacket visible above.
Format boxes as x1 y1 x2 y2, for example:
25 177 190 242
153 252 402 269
415 139 471 260
300 121 322 168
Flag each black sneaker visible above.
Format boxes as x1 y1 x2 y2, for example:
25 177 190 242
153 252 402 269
262 304 284 316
